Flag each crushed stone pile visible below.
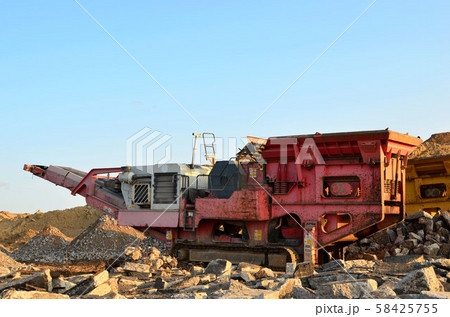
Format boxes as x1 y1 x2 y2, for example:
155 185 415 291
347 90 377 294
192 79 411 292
409 132 450 160
0 250 22 268
11 225 72 263
66 215 145 261
346 210 450 260
0 206 102 251
139 236 166 254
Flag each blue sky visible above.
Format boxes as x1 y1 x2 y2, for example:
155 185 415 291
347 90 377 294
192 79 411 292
1 1 449 213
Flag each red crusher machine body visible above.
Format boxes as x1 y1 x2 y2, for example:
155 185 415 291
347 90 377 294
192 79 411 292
24 129 422 267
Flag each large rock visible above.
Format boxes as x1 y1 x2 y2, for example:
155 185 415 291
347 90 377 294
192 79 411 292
322 260 350 271
256 279 279 289
292 286 316 299
118 277 144 293
374 261 429 274
371 230 392 245
123 262 152 280
0 290 69 299
393 267 444 295
402 239 418 250
346 260 375 269
64 270 109 296
205 259 232 276
175 276 201 290
272 278 302 298
52 276 76 293
66 274 92 285
408 232 423 242
371 286 397 299
419 291 450 299
254 267 275 279
199 274 216 284
0 269 52 292
432 258 450 269
154 277 183 290
424 243 440 256
370 280 399 299
406 210 432 221
190 266 205 275
285 263 296 275
308 272 357 290
294 262 315 278
124 247 142 261
87 283 113 297
441 211 450 228
237 262 261 274
206 279 248 295
151 258 164 270
316 279 377 299
231 271 255 283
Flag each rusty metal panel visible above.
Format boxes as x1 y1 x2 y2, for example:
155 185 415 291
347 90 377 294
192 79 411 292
195 190 270 224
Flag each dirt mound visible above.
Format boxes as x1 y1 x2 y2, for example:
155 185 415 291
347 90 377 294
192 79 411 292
8 229 39 251
0 206 102 251
67 215 144 261
409 132 450 160
11 225 72 263
0 211 26 221
0 250 22 268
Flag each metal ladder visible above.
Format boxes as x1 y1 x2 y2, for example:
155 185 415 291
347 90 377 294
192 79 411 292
202 132 216 165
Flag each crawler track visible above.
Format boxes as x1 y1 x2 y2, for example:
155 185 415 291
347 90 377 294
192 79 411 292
172 243 299 270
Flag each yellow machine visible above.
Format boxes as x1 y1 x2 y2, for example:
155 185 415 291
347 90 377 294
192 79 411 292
406 133 450 215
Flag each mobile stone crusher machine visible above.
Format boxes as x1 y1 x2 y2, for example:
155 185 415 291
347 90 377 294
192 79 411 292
24 129 422 267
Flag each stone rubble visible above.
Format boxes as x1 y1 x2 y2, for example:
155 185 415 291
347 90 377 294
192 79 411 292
346 210 450 260
0 209 449 299
1 244 449 299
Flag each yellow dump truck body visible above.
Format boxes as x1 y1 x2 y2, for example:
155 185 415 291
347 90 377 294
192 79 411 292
406 155 450 215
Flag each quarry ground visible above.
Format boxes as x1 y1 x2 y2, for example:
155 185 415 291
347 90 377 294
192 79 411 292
0 206 449 299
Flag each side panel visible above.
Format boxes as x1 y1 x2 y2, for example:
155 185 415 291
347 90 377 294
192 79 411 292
194 190 270 225
118 210 180 228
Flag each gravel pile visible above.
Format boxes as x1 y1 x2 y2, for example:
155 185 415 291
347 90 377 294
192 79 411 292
409 132 450 160
11 225 71 263
66 215 145 261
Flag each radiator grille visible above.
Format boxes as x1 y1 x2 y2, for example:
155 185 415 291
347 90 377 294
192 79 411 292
154 173 177 204
133 184 151 205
